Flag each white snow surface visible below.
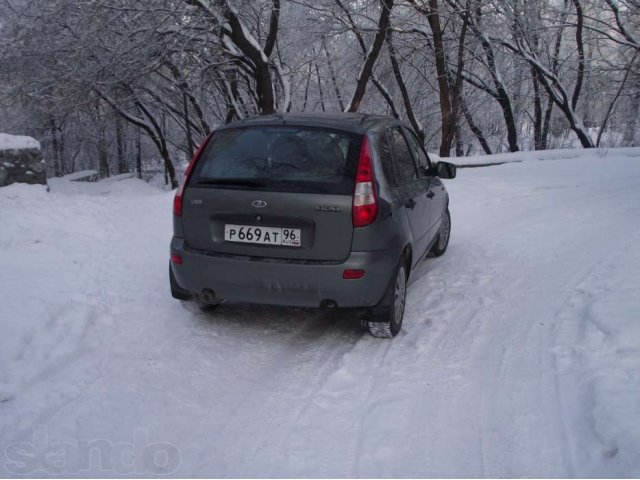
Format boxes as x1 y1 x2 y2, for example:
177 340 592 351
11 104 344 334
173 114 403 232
1 148 640 477
0 133 40 151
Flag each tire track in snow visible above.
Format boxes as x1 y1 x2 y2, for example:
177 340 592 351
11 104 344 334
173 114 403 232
174 306 365 477
0 193 116 447
550 232 640 477
269 249 499 477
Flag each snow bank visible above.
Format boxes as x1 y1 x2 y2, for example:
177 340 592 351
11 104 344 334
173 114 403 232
435 146 640 167
0 133 40 151
61 169 98 182
48 173 158 196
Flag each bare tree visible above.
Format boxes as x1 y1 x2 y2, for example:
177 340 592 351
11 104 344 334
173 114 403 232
1 0 638 182
344 0 395 112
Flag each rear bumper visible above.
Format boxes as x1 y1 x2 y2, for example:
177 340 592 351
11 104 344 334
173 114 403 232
170 237 396 308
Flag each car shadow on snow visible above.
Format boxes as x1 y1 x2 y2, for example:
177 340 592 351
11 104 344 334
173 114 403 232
181 300 365 345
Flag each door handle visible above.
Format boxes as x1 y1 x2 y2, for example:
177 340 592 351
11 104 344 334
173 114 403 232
426 191 435 199
404 198 416 209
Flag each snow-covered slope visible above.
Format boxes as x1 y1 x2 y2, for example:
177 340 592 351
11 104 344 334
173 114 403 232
1 148 639 477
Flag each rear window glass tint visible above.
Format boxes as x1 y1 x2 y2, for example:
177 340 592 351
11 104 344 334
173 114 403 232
390 128 417 185
379 132 397 187
404 128 430 171
191 127 362 194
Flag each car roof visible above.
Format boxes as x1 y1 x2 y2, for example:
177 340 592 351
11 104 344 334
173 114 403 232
219 112 402 135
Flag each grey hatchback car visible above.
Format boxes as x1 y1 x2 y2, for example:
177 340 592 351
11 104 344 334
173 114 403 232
170 113 456 337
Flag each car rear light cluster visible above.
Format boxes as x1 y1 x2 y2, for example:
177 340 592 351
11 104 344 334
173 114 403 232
173 133 213 216
352 136 379 227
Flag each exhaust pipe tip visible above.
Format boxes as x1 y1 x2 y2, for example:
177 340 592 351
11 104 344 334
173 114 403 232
200 289 217 304
320 299 338 309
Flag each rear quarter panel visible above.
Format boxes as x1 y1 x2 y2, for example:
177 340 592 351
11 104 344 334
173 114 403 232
350 131 412 261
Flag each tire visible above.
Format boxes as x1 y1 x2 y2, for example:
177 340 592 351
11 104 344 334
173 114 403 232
367 263 408 338
430 208 451 257
169 263 192 300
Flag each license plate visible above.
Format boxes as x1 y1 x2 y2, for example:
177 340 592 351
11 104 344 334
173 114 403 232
224 224 301 247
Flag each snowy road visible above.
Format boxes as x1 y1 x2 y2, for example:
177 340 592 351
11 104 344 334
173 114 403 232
1 148 640 477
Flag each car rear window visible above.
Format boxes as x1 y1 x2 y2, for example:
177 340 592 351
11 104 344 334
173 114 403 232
190 126 363 194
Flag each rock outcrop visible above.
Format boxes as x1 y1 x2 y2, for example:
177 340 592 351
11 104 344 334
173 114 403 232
0 133 46 187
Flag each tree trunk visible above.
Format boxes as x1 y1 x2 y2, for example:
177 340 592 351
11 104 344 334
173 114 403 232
96 89 178 187
345 0 394 112
49 115 62 177
462 101 492 154
185 0 279 114
480 41 519 152
116 114 127 173
463 1 519 152
224 5 276 114
136 127 142 179
386 29 424 141
302 63 312 111
183 92 194 159
98 128 109 178
424 0 455 156
455 129 464 157
597 55 637 147
334 0 400 116
525 61 595 148
532 67 544 150
623 85 639 146
323 37 345 110
504 0 593 147
59 127 66 175
316 63 326 112
541 97 554 150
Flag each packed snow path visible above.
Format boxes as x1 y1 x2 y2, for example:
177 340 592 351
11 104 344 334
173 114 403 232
1 149 639 477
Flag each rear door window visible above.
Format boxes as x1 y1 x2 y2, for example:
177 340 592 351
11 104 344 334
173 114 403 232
403 128 431 174
378 131 397 187
389 127 418 185
191 127 362 194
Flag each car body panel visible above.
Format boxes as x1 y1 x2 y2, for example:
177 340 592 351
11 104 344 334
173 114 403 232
182 188 355 261
171 237 396 308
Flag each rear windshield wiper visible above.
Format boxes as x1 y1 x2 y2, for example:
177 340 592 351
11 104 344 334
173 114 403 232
195 177 268 187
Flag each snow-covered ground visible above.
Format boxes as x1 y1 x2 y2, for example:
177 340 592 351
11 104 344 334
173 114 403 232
1 148 639 477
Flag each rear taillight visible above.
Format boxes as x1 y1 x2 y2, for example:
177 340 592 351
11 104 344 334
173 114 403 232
352 136 379 227
343 269 365 279
173 133 213 216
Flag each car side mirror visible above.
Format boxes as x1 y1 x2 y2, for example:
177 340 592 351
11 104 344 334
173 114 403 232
436 161 456 179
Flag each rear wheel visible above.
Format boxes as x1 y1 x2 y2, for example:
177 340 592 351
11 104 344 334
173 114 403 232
367 263 407 338
430 208 451 257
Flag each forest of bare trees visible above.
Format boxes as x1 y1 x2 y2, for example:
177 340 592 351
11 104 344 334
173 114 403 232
0 0 638 186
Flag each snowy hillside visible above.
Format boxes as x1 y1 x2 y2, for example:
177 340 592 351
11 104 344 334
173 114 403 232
1 148 639 477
